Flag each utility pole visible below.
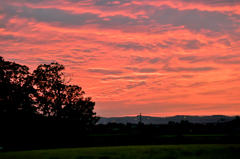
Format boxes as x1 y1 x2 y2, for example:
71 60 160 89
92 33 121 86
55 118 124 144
140 113 142 123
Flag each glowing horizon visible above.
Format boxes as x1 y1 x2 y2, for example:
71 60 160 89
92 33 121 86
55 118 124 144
1 0 240 117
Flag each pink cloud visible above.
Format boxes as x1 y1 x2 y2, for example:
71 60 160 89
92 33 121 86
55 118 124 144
1 0 240 117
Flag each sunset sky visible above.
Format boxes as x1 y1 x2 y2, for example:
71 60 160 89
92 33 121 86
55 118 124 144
1 0 240 117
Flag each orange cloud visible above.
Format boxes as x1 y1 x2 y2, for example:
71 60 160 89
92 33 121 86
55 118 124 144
1 0 240 117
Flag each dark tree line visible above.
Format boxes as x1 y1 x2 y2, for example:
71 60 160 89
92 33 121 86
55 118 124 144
0 57 100 150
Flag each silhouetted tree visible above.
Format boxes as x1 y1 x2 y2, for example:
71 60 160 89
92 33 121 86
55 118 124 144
63 85 100 126
32 63 66 117
0 56 37 116
180 120 190 125
32 62 100 126
0 57 40 151
1 57 100 150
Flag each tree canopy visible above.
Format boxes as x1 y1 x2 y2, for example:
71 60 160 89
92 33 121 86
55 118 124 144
0 57 37 116
0 56 100 126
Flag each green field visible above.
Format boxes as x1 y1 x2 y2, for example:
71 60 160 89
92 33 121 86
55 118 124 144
1 144 240 159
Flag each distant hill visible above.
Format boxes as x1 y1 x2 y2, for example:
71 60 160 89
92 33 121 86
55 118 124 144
97 115 237 125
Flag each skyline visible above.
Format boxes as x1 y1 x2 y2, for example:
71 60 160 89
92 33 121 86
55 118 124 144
1 0 240 117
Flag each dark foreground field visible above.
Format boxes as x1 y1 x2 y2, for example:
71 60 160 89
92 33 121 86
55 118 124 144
1 144 240 159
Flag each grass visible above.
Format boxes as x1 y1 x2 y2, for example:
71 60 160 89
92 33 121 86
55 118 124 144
1 144 240 159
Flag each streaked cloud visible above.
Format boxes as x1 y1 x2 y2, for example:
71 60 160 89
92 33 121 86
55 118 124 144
163 65 218 72
126 81 147 89
88 68 123 75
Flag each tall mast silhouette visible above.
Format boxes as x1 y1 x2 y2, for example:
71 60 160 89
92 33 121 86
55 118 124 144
140 113 142 123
